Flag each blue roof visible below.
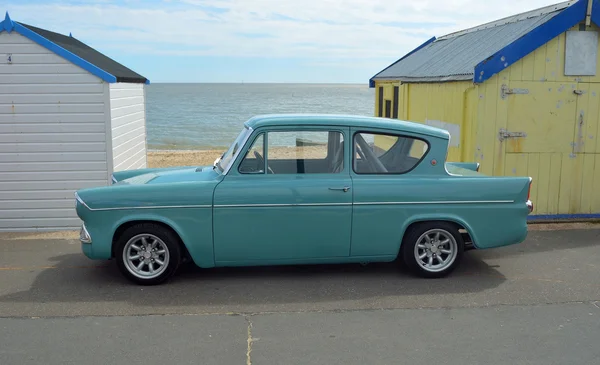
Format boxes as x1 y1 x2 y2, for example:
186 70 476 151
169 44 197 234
370 0 596 86
243 114 451 140
0 12 148 84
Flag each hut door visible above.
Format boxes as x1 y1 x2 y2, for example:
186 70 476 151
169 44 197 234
570 83 600 155
564 82 600 215
503 81 578 154
503 81 579 215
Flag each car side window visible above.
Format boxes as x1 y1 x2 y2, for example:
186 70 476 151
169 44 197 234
353 132 428 174
239 133 265 174
266 130 344 174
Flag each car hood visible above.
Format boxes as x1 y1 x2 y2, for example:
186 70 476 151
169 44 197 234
75 166 221 214
114 166 220 185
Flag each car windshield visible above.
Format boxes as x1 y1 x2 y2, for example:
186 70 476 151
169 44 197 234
215 126 251 173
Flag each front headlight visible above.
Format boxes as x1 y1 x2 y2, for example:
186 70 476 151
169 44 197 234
111 174 117 184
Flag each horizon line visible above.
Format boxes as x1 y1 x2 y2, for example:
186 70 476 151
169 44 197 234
146 81 369 85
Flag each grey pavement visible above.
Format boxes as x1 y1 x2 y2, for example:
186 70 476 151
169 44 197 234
0 229 599 364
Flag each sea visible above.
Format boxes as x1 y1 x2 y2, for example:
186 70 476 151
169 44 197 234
145 83 375 150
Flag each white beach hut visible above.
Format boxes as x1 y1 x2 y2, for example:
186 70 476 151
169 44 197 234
0 12 149 231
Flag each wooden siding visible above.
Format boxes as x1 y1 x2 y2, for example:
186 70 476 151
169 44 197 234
0 32 107 231
109 83 147 172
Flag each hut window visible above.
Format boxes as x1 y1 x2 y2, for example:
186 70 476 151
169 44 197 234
377 87 384 117
393 86 399 119
385 100 391 118
565 30 598 76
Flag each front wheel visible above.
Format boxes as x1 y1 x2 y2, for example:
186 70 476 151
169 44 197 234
401 222 464 278
115 223 182 285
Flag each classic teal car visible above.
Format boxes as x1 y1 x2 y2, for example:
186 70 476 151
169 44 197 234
75 114 533 285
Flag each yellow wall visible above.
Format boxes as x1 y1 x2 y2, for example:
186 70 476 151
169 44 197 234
405 82 475 162
373 80 474 162
373 24 600 216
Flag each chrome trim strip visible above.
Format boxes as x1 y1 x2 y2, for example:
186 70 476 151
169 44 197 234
76 190 514 212
215 200 514 208
353 200 514 205
75 192 92 210
88 205 213 211
75 193 211 211
88 205 212 211
216 203 352 208
111 174 118 184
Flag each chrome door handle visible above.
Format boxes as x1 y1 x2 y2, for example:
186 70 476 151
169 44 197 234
329 186 350 192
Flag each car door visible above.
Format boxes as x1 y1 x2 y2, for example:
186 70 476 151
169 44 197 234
349 128 431 257
212 126 352 264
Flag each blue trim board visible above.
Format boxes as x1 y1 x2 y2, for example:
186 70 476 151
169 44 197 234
1 11 13 32
11 22 117 83
369 36 436 88
528 213 600 220
473 0 588 84
592 0 600 27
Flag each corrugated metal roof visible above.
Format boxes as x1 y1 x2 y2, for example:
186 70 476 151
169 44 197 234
372 1 572 83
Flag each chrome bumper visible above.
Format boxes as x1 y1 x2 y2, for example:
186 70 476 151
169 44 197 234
526 200 534 213
80 223 92 243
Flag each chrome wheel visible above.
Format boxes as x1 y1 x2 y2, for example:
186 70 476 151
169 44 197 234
414 228 458 273
122 233 170 280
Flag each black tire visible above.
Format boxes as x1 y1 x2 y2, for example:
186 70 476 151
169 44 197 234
401 221 464 278
114 223 182 285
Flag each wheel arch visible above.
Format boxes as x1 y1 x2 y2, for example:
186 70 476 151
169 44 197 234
399 215 478 252
111 217 192 262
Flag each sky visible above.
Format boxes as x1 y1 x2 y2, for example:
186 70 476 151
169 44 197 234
2 0 563 83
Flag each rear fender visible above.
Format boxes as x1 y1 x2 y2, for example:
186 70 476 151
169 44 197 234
400 214 479 248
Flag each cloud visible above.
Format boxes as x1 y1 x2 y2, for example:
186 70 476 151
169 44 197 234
4 0 559 67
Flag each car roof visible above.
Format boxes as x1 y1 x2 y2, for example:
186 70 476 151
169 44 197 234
244 114 450 139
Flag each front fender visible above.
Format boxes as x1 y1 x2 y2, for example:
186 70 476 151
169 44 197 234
80 207 215 268
109 211 214 268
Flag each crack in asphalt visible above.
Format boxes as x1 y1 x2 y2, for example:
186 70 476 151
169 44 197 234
245 315 254 365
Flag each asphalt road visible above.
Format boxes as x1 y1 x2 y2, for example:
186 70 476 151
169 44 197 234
0 228 599 364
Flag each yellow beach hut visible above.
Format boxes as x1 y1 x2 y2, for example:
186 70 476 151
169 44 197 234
370 0 600 220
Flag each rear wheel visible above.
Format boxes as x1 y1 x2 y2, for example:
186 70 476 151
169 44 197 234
115 223 182 285
401 222 464 278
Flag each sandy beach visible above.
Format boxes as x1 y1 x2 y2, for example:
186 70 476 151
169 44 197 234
147 149 225 168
